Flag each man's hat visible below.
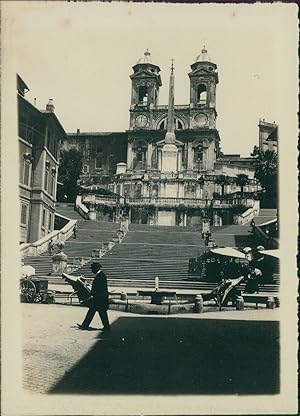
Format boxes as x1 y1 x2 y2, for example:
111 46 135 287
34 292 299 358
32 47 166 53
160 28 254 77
91 262 102 269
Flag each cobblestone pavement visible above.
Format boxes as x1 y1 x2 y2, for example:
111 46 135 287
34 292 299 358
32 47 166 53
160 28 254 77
22 304 279 395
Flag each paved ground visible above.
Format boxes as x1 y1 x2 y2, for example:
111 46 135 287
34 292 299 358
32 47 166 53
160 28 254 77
22 303 279 396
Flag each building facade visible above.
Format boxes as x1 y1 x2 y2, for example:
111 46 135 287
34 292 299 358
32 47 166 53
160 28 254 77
18 75 66 243
63 49 258 226
62 131 127 184
258 119 278 153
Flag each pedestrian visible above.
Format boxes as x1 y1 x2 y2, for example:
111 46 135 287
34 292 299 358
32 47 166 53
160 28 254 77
73 223 77 239
250 218 255 232
48 239 54 256
204 230 211 247
244 265 262 294
77 262 110 331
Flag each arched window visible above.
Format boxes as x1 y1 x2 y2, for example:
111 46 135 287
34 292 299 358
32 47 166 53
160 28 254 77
197 84 207 105
158 117 184 130
175 119 183 130
159 119 166 130
138 86 148 105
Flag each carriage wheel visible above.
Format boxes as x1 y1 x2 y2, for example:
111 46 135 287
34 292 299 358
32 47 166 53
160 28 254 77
20 279 36 303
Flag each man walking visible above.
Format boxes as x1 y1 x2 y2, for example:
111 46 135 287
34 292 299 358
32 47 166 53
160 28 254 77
77 262 110 331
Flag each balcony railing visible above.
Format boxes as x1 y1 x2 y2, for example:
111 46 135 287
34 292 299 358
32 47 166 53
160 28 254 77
212 198 254 208
155 105 189 110
128 197 207 208
82 194 256 210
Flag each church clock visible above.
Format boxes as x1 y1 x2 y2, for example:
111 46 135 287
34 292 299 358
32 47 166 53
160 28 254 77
135 114 148 128
194 113 208 127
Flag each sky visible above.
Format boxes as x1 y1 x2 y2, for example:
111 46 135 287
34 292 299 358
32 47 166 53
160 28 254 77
5 1 298 156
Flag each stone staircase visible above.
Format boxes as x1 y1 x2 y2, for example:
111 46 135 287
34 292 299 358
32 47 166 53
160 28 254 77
254 209 277 225
71 223 205 281
24 205 279 294
69 219 279 290
212 224 255 248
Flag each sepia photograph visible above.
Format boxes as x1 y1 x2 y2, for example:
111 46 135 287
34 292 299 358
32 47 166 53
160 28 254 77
1 1 298 415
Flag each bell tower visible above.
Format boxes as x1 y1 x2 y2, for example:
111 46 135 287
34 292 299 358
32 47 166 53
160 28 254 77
188 47 218 129
129 50 162 130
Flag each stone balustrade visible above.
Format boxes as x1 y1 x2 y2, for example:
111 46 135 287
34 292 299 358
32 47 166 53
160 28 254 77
234 200 260 225
81 194 257 211
212 197 255 209
128 197 207 208
20 215 77 258
75 195 89 219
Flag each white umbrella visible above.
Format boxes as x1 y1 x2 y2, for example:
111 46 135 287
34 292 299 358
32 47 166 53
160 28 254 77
210 247 246 259
258 249 280 259
21 265 35 278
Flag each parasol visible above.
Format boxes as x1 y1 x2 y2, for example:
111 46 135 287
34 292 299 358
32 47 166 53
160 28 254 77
258 249 280 259
21 265 36 278
210 247 246 259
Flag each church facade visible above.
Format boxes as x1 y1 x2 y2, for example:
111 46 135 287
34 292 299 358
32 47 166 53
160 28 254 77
63 48 257 226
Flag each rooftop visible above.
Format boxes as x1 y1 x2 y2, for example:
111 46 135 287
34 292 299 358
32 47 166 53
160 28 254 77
136 49 152 65
194 47 212 63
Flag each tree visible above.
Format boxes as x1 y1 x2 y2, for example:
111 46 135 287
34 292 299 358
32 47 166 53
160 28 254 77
254 150 278 207
58 148 83 202
215 175 230 196
236 174 249 197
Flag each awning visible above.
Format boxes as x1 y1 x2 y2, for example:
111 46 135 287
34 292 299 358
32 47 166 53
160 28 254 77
258 249 280 259
210 247 246 259
258 218 277 227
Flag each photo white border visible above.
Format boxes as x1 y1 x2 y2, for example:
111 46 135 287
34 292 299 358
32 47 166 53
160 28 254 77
1 2 298 415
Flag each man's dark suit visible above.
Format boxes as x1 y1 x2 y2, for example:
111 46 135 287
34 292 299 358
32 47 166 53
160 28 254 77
81 269 110 330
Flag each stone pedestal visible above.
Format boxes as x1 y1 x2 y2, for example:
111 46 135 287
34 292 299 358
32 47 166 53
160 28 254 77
213 212 222 226
91 249 101 258
202 217 210 235
266 297 275 309
236 296 245 311
120 217 129 232
88 210 97 220
194 294 204 313
51 252 68 275
161 143 178 173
